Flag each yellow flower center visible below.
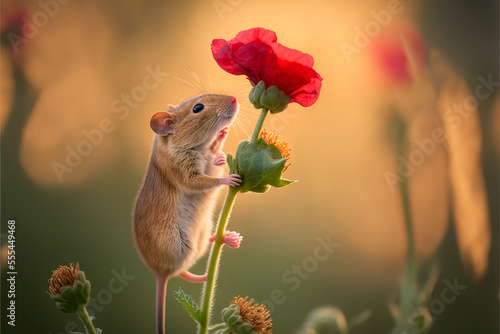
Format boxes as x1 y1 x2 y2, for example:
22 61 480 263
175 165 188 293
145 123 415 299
260 128 291 172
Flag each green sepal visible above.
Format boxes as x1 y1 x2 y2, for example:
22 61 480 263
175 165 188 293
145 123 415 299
50 271 91 314
226 153 237 175
248 81 266 109
235 322 254 332
174 288 202 324
230 139 295 194
248 80 290 113
221 304 257 334
222 304 239 322
247 184 271 193
259 85 290 114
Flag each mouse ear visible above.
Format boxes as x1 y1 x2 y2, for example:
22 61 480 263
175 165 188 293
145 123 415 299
150 112 175 135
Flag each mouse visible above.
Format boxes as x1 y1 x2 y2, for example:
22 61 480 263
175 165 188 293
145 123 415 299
132 94 243 334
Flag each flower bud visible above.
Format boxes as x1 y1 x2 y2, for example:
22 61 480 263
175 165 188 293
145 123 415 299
226 129 293 193
298 306 348 334
248 80 291 113
249 81 266 109
220 297 272 334
48 263 91 313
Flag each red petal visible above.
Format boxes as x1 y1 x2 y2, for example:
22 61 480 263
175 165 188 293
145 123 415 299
290 76 323 107
211 39 246 76
271 42 315 68
231 27 277 45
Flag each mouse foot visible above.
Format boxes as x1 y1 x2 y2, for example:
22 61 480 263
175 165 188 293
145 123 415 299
209 231 242 249
213 152 226 166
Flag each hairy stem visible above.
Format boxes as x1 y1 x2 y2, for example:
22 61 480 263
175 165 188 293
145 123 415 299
77 307 98 334
251 108 268 143
199 187 239 334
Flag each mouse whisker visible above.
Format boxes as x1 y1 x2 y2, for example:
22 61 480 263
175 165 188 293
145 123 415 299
183 68 206 91
164 93 186 106
236 119 250 138
172 76 205 95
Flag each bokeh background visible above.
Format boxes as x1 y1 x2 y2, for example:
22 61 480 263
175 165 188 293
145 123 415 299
1 0 498 333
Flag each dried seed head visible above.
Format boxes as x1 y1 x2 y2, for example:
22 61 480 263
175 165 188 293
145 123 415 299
47 262 80 295
231 296 273 333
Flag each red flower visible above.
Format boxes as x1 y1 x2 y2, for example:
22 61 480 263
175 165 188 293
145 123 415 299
370 25 426 85
0 4 29 37
211 27 322 107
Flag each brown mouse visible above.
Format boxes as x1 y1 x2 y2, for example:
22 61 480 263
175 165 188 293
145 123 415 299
132 94 243 334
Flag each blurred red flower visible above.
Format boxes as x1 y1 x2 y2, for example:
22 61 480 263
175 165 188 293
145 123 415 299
211 27 322 107
0 4 28 38
370 25 426 85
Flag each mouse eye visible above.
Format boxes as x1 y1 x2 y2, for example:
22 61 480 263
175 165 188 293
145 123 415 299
192 104 204 114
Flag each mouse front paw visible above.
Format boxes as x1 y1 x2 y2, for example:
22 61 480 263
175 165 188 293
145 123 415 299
218 174 242 187
218 127 229 141
213 153 226 166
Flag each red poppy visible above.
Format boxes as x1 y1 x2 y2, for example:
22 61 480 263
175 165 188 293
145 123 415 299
370 25 426 85
211 27 322 107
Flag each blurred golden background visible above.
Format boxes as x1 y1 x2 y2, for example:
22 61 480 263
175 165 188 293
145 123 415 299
1 0 498 333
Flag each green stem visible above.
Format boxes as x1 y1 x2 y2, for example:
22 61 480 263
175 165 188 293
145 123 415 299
250 108 268 143
199 187 239 334
77 307 98 334
396 146 416 333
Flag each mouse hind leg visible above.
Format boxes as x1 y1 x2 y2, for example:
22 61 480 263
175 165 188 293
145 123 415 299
178 231 242 283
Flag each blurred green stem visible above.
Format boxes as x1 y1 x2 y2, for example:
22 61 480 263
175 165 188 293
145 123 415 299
251 107 268 143
199 187 239 334
77 307 98 334
396 144 416 333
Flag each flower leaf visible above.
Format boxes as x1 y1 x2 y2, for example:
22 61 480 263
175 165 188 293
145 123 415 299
174 288 202 324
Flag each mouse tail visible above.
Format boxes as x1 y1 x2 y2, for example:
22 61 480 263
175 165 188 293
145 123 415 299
156 276 168 334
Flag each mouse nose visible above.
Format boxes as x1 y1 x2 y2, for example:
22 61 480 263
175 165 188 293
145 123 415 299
231 97 237 103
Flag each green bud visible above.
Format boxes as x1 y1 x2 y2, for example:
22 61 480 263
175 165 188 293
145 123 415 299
260 85 291 114
298 306 348 334
50 271 91 313
248 80 291 113
228 138 293 194
249 81 266 109
409 307 433 334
